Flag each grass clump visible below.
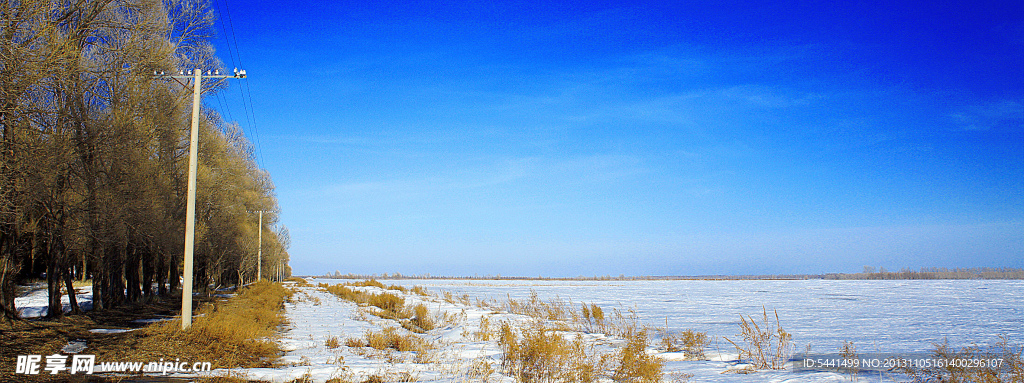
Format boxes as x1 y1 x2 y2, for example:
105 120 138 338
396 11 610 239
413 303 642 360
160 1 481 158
661 329 709 360
347 327 429 353
498 321 598 383
326 335 341 349
405 304 434 332
352 279 386 288
497 320 664 383
838 340 858 378
410 286 430 296
113 280 293 368
320 281 440 334
505 291 570 321
724 306 791 370
367 292 406 317
322 283 363 302
896 337 1023 382
613 329 663 383
286 276 309 285
474 315 493 341
580 303 605 333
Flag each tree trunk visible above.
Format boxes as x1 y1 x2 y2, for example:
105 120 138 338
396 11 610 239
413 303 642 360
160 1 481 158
91 246 103 310
141 244 154 299
63 262 80 314
167 252 179 294
155 250 166 296
124 237 141 303
45 236 62 318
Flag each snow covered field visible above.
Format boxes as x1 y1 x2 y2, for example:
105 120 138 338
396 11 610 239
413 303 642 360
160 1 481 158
203 278 1021 382
381 279 1024 353
16 278 1021 381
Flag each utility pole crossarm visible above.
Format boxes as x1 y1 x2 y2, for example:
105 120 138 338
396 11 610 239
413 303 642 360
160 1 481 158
157 68 247 79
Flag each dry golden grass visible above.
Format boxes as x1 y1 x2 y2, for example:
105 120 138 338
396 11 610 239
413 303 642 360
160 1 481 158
580 303 605 333
492 291 645 338
410 286 430 296
103 280 293 369
322 283 363 302
442 291 473 306
351 279 386 288
405 303 434 332
348 327 430 354
496 319 664 383
326 335 341 349
359 371 418 382
838 340 858 379
321 281 442 333
199 373 259 383
896 336 1022 383
498 321 597 383
661 329 709 360
368 292 405 316
474 315 493 341
505 291 570 322
724 306 791 370
612 329 663 383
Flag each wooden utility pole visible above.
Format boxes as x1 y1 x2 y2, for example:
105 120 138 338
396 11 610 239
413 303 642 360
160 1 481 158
158 68 246 330
250 210 269 281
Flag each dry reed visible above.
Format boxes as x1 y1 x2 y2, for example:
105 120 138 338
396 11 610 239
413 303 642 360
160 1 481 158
724 306 791 370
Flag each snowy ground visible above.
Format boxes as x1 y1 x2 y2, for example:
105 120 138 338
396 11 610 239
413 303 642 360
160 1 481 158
15 278 1020 381
191 280 903 382
381 279 1024 354
15 282 93 318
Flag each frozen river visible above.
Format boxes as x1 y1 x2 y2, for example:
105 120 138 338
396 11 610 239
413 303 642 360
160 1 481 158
377 279 1024 354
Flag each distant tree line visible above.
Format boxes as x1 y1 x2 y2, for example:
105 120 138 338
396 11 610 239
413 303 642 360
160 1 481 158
319 267 1024 281
1 0 289 319
825 267 1024 280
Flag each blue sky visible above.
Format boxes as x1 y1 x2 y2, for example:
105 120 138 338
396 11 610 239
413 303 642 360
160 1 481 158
208 0 1023 277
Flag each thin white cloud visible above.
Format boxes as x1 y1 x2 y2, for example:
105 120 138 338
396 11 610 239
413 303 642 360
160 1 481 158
949 99 1024 131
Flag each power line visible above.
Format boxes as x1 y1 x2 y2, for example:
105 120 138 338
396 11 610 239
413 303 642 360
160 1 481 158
216 0 265 169
243 79 265 167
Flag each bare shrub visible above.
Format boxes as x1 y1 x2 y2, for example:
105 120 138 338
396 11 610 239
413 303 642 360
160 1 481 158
724 306 791 370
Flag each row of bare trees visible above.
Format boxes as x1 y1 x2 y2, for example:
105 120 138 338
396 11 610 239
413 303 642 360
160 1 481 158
1 0 289 319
